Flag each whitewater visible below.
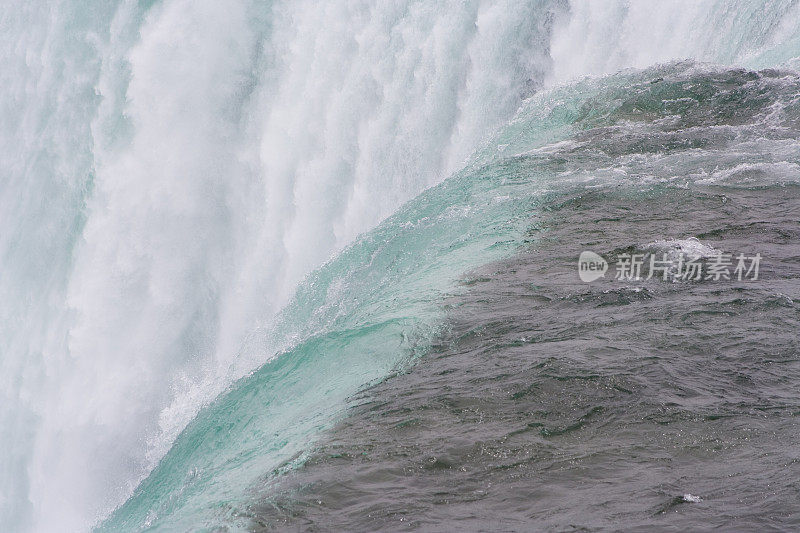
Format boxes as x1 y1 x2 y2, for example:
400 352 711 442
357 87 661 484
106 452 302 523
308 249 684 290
2 1 800 531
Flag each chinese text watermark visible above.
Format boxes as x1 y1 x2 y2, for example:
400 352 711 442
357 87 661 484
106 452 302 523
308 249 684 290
578 251 761 282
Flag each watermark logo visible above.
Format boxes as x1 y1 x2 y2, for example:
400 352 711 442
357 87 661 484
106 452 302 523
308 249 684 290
578 251 608 282
578 250 761 282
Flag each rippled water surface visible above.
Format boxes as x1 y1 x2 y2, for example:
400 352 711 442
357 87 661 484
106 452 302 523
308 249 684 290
251 181 800 532
246 67 800 532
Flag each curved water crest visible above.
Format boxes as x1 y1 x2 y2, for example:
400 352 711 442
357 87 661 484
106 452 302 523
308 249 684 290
1 1 800 531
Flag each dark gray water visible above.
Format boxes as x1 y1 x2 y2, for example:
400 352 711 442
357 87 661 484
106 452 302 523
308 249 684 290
248 183 800 532
245 67 800 532
9 2 800 530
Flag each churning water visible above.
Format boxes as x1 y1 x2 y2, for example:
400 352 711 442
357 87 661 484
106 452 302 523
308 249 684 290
2 1 800 531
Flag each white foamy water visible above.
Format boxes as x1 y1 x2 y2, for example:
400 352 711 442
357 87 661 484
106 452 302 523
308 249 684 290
1 1 800 531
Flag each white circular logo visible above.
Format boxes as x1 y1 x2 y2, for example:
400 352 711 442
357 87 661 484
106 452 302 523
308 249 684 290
578 251 608 282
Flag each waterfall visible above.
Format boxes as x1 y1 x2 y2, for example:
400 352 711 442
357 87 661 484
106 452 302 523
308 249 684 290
1 1 798 530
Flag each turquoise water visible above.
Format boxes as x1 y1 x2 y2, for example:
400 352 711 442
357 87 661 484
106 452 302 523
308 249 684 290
103 62 800 530
2 2 800 531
